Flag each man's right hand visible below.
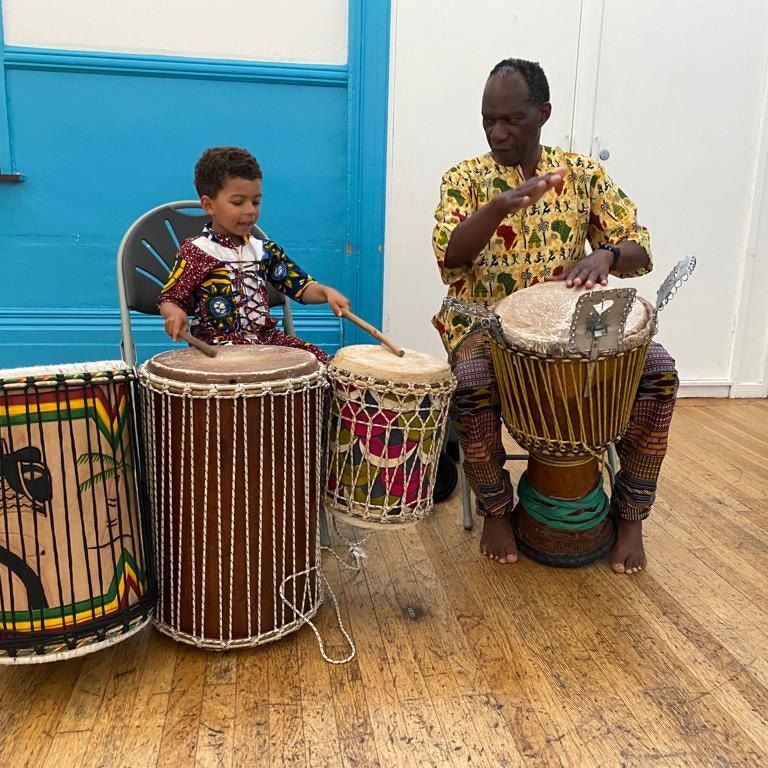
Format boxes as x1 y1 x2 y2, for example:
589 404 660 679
159 302 189 341
495 167 567 216
443 166 568 270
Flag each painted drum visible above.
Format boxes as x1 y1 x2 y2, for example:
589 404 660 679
0 361 153 662
324 345 456 528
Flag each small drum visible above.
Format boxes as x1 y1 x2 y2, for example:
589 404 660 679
0 362 153 662
138 346 326 649
490 282 655 566
324 345 456 528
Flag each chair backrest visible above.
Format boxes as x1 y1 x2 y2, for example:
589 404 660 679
117 200 288 314
117 200 294 365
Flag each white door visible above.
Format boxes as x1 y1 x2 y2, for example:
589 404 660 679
573 0 768 389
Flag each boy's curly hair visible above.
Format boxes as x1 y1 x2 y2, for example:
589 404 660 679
194 147 262 198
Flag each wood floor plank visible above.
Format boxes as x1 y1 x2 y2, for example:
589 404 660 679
428 521 595 767
339 547 416 768
0 664 48 747
196 683 236 768
41 732 88 768
118 629 179 768
232 648 270 768
81 629 153 768
57 644 120 734
268 704 306 768
156 645 207 767
6 657 84 768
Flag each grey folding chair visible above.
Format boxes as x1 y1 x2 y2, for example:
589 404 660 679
117 200 294 367
116 200 330 545
459 433 619 530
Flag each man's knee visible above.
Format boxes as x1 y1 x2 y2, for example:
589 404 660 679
451 331 495 391
638 342 679 400
645 342 678 375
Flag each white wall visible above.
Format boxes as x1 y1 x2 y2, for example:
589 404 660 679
2 0 348 64
385 0 768 397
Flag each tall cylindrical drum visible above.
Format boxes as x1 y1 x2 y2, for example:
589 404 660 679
0 362 153 662
138 345 326 649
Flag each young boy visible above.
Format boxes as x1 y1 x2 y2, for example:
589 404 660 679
158 146 350 362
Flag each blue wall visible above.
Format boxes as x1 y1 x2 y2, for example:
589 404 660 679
0 1 390 367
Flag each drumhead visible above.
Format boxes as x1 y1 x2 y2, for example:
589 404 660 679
495 282 653 354
331 345 452 385
145 344 320 384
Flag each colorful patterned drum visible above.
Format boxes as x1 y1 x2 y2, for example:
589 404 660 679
0 362 153 662
324 345 456 528
139 346 326 650
491 282 655 566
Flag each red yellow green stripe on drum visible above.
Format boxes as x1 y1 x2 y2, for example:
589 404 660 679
0 549 147 633
0 386 129 449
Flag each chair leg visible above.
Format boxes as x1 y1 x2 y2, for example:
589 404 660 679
606 443 619 491
319 504 332 547
459 447 473 531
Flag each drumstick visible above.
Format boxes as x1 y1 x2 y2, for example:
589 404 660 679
341 309 405 357
180 330 218 358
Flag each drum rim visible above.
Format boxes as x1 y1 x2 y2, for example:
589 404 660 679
137 363 327 396
491 337 651 362
144 345 321 384
152 602 321 649
0 612 152 664
496 293 656 357
327 364 457 394
323 498 425 530
0 361 133 387
330 344 454 384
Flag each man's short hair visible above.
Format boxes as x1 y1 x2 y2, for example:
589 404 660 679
194 147 262 198
488 59 550 104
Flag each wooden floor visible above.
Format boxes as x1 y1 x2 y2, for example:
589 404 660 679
2 399 768 768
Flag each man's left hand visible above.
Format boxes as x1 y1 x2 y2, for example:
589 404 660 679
549 249 613 289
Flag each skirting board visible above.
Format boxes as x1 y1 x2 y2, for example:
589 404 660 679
730 382 768 399
678 380 767 399
677 382 732 399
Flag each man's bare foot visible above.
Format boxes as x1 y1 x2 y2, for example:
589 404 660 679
480 515 518 564
611 518 646 574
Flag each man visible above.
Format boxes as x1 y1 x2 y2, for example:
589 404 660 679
432 59 678 574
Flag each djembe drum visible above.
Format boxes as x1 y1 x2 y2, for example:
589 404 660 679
324 345 456 528
0 362 152 662
488 282 655 565
138 345 326 649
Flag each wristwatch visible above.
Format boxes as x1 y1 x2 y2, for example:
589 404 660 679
599 244 621 269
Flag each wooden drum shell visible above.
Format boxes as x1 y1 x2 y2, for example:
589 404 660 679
491 343 650 457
